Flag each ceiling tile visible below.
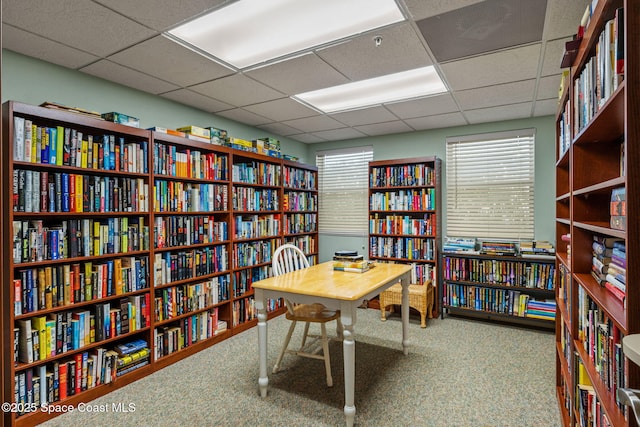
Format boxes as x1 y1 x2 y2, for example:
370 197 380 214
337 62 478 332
315 22 433 81
417 0 547 62
403 0 486 21
540 37 570 77
289 133 328 144
385 93 459 119
160 89 233 112
2 25 100 69
455 79 536 110
245 53 349 95
81 60 180 94
215 108 272 126
108 35 234 87
440 44 541 90
243 97 318 122
404 112 468 130
464 102 533 123
93 0 228 31
537 74 563 100
355 120 414 136
257 122 305 137
533 98 559 116
542 0 591 40
312 127 368 141
189 74 285 107
330 106 399 127
2 0 156 57
282 116 347 133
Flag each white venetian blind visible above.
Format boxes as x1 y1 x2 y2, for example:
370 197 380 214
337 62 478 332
446 129 535 240
316 146 373 236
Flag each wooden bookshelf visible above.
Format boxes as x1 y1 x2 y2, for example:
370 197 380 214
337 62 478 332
368 156 441 320
441 252 556 330
555 1 639 425
1 101 309 426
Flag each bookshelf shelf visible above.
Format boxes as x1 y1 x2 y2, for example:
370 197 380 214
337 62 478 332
555 1 638 425
368 156 441 322
1 100 317 426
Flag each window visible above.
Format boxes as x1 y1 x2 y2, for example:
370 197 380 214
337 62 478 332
446 129 535 240
316 146 373 236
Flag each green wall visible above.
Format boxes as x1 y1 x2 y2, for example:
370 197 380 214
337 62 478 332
2 49 557 264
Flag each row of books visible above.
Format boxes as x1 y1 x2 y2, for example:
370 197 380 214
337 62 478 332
12 117 148 173
283 166 315 190
369 236 435 261
154 310 227 359
16 296 150 365
154 276 230 322
233 240 277 269
369 188 436 211
443 256 556 290
282 191 316 211
284 235 316 256
232 297 257 327
154 216 228 249
233 213 281 240
154 180 228 212
480 241 517 256
442 237 477 254
610 187 626 231
14 341 146 417
283 213 317 234
369 213 434 236
369 164 435 188
232 186 279 211
232 161 281 186
233 266 270 297
153 247 229 286
444 283 555 320
14 256 149 315
591 235 626 303
13 169 149 214
152 142 228 180
13 217 148 264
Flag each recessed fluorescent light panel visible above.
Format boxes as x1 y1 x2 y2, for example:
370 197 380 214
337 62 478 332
167 0 405 69
293 66 447 113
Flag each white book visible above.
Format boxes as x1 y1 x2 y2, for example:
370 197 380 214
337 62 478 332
13 116 25 161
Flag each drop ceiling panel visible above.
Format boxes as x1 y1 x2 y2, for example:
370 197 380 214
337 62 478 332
215 108 272 126
464 102 533 123
403 0 486 21
455 79 536 110
542 0 591 40
245 53 349 95
160 89 233 113
312 127 368 141
81 60 180 94
404 112 468 130
440 44 541 90
2 0 157 57
282 115 347 133
243 98 318 122
330 106 399 127
540 37 569 77
417 0 547 62
355 120 414 136
2 25 99 69
385 93 459 119
289 133 328 144
107 35 234 87
258 122 305 137
93 0 228 31
537 74 563 100
315 23 433 81
534 98 559 116
190 74 285 107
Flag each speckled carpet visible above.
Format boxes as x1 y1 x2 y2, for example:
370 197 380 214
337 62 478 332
41 308 561 427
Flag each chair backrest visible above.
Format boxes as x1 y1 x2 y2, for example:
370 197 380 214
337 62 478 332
272 244 310 276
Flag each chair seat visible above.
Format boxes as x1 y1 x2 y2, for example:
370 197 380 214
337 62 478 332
287 303 340 322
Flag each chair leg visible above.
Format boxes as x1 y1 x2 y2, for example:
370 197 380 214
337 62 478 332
299 322 311 351
320 323 333 387
336 317 344 340
273 320 297 374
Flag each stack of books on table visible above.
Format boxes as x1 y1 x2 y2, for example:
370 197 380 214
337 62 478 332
332 251 373 273
519 241 556 260
526 299 556 321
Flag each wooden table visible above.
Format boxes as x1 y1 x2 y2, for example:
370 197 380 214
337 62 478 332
253 261 412 427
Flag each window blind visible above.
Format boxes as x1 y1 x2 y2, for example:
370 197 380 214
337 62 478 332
316 146 373 236
446 129 535 240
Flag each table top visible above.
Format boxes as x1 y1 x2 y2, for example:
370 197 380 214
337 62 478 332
252 261 412 301
623 334 640 367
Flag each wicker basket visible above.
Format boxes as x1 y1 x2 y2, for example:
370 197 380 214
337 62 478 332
379 281 434 328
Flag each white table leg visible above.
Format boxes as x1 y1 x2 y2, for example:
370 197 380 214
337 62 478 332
401 274 410 355
341 304 356 427
255 290 269 397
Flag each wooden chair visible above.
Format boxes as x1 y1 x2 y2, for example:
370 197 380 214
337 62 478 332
271 244 342 387
379 280 434 328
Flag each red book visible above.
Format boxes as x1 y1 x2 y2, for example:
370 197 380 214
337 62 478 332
604 281 625 303
74 353 82 395
59 363 68 400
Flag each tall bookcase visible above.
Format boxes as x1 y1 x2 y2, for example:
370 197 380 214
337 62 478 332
1 100 312 426
555 1 639 426
368 156 441 318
